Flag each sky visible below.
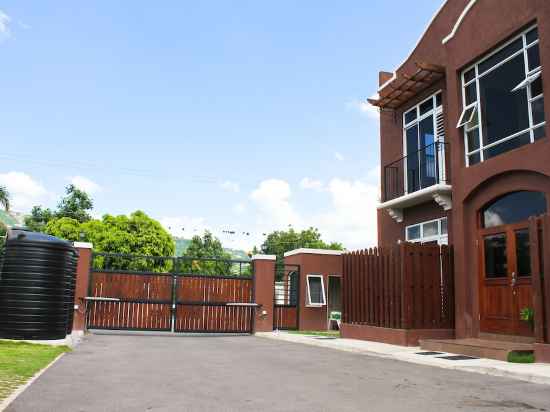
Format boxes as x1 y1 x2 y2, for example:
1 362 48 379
0 0 444 251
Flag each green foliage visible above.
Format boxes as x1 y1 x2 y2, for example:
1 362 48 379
24 185 92 231
181 231 234 275
44 217 83 241
56 184 93 223
0 186 10 211
507 351 535 364
258 227 344 260
520 307 535 329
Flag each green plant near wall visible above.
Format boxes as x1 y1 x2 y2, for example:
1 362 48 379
520 307 535 329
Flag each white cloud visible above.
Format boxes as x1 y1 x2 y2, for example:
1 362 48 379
70 176 102 194
0 10 11 41
335 152 345 162
250 179 301 228
299 177 324 191
160 216 209 237
347 99 379 119
0 171 50 211
233 202 246 214
220 180 240 193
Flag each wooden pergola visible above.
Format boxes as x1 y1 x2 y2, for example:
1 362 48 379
368 62 445 110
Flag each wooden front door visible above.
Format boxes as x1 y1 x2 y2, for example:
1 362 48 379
479 222 533 336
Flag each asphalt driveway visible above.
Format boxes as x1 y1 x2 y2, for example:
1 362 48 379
6 333 550 412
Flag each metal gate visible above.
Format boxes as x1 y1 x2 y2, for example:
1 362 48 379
273 263 300 330
86 253 255 333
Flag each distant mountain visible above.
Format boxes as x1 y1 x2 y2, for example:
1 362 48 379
174 237 250 261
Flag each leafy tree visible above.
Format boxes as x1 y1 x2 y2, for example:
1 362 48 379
24 206 56 232
258 227 343 259
44 217 82 241
181 231 233 275
56 184 93 223
0 186 10 211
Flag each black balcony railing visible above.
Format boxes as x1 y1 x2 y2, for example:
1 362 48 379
383 142 449 202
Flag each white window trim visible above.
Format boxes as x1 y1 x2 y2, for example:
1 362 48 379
406 217 449 245
306 274 326 307
402 91 445 195
459 25 545 167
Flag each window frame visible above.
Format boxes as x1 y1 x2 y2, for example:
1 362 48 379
306 274 326 307
406 217 449 245
402 91 445 194
459 25 545 167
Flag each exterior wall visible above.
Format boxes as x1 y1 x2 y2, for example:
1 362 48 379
376 0 550 339
72 243 93 332
251 256 276 332
284 252 343 331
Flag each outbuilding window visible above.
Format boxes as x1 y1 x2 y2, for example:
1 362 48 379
306 275 326 307
406 217 448 245
459 26 545 166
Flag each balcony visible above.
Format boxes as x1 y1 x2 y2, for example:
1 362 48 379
379 142 452 222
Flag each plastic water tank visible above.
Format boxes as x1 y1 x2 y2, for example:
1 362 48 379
0 229 78 340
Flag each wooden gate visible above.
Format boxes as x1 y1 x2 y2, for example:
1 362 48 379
86 253 255 333
273 263 300 330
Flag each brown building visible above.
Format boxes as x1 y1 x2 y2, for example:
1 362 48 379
370 0 550 342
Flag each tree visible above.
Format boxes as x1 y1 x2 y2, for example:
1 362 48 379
258 227 343 259
0 186 10 211
181 231 233 275
25 185 93 231
24 206 55 232
56 184 93 223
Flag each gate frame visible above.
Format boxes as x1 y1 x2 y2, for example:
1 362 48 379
86 252 256 333
273 263 301 331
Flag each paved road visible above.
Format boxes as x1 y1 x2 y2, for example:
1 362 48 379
6 334 550 412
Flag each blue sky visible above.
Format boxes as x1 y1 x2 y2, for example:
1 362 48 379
0 0 443 251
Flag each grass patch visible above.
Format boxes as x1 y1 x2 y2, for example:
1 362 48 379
507 351 535 364
0 340 70 403
287 330 340 337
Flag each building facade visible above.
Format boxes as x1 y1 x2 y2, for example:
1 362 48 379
371 0 550 340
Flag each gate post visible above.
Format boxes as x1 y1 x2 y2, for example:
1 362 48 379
72 242 93 333
251 255 276 332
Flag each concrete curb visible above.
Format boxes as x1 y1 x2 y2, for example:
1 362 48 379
256 332 550 386
0 353 66 412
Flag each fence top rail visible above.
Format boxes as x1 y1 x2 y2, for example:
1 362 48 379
91 252 252 265
91 268 254 280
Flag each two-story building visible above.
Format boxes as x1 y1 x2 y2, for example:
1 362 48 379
370 0 550 349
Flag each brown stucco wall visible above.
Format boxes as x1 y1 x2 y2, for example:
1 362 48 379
73 245 92 332
377 0 550 339
284 252 343 331
252 258 276 332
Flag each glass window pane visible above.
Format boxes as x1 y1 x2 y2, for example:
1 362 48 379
515 229 531 277
484 132 531 160
441 218 448 235
480 55 530 145
528 44 541 72
531 77 543 98
482 191 547 228
467 128 480 152
406 125 420 193
479 38 523 74
407 225 421 240
469 152 481 165
423 221 439 238
436 93 443 107
526 27 539 45
531 97 545 125
307 277 324 305
465 82 477 105
464 68 476 83
484 234 508 278
420 99 434 116
534 125 546 141
419 117 436 188
458 106 476 128
405 109 417 124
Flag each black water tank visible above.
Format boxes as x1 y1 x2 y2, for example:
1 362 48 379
0 229 78 340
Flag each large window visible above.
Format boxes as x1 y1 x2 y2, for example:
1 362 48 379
403 92 446 194
459 26 546 166
406 217 448 245
306 275 326 307
481 191 547 228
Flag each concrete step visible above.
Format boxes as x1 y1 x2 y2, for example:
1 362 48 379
419 338 534 362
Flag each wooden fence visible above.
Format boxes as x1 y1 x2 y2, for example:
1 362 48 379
529 215 550 344
342 243 454 330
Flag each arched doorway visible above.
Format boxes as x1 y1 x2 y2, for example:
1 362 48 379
478 191 547 336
